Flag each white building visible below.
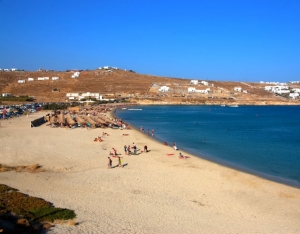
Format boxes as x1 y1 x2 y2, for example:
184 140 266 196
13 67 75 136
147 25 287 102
292 88 300 93
190 80 198 85
11 68 17 71
28 78 34 81
52 77 59 80
188 87 210 94
80 92 103 100
66 92 103 100
264 86 290 94
200 81 209 86
66 93 79 100
37 77 44 81
158 86 170 92
71 72 80 78
289 93 299 99
2 93 11 97
234 87 242 92
18 80 26 83
276 90 290 95
43 77 49 80
196 88 211 94
188 87 196 92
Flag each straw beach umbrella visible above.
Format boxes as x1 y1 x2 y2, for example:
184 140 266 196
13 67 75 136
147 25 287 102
74 114 86 125
82 114 96 128
65 113 76 126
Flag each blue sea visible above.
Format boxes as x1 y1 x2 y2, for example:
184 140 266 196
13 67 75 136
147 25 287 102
115 105 300 188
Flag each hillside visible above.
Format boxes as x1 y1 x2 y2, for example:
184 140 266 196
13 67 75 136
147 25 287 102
0 69 299 105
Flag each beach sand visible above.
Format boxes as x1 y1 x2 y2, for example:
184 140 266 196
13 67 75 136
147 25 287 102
0 111 299 234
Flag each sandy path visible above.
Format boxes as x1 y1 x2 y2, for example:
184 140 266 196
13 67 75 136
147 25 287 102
0 111 299 234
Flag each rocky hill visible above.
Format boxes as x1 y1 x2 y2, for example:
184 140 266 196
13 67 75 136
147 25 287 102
0 69 299 105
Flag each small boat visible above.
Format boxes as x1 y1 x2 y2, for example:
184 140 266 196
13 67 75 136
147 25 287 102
228 105 239 107
128 109 142 111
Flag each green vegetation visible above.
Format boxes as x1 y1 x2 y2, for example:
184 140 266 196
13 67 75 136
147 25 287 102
0 96 34 102
0 184 76 232
42 102 72 110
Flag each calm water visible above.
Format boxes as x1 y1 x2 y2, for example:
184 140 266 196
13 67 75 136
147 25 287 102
115 105 300 187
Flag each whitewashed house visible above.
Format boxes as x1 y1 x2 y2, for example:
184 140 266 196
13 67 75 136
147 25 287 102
200 81 209 86
159 86 170 92
81 92 103 100
18 80 26 83
2 93 11 97
195 88 211 94
188 87 196 92
265 86 290 94
292 88 300 93
52 77 59 80
190 80 198 85
43 77 49 80
71 72 80 78
28 78 34 81
188 87 210 94
234 87 242 92
66 93 80 100
11 68 17 71
37 77 44 81
289 93 299 99
264 86 274 91
275 89 290 95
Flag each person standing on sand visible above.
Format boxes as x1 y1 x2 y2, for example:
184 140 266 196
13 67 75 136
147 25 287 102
173 142 178 150
2 107 7 120
144 145 148 153
124 145 127 155
127 144 131 155
152 129 154 136
108 157 112 169
118 156 123 167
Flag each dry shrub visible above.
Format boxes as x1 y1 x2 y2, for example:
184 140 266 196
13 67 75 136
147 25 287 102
42 222 53 229
67 220 78 226
17 218 30 227
27 164 43 172
0 164 44 173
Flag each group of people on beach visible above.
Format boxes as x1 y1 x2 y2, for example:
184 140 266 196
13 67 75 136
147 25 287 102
107 156 123 169
140 126 155 137
107 142 150 169
93 132 110 142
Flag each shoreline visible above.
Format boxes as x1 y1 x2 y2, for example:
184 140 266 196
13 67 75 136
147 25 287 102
113 105 300 189
0 110 299 233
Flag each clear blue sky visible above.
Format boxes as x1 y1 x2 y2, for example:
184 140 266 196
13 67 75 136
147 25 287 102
1 0 299 82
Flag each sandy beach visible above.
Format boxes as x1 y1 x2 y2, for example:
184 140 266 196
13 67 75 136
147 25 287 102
0 111 299 234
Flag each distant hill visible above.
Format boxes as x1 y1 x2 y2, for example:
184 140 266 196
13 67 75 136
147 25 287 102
0 69 299 105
